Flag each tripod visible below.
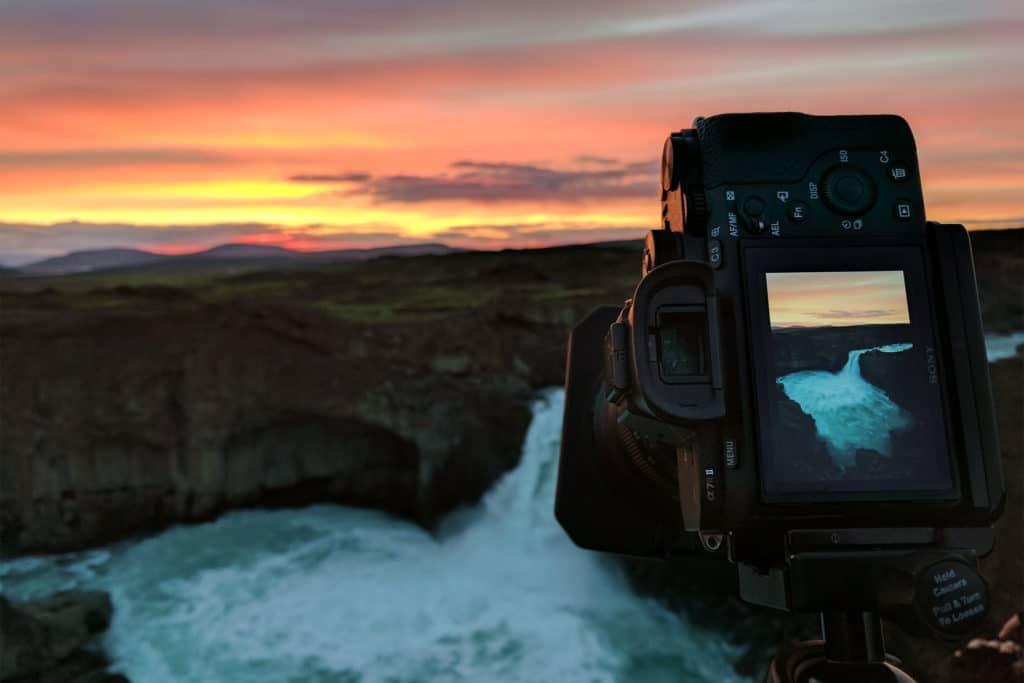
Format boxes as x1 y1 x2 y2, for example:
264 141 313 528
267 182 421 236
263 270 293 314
768 611 916 683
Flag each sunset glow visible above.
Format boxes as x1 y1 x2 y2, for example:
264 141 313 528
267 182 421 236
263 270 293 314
766 271 911 329
1 1 1022 264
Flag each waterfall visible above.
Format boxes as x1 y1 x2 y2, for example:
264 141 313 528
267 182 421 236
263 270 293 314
777 343 913 469
0 389 745 683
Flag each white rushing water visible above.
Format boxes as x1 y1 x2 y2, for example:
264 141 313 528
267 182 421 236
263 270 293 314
0 389 744 683
777 343 913 469
985 331 1024 362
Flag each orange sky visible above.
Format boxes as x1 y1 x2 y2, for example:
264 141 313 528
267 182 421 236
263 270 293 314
766 271 911 328
1 1 1022 264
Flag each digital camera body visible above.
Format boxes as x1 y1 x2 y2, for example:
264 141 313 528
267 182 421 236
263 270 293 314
556 113 1004 636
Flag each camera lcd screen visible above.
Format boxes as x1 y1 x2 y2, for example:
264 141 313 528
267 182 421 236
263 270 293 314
748 250 955 502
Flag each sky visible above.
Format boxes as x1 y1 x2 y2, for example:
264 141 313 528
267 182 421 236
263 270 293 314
766 270 911 328
1 0 1022 264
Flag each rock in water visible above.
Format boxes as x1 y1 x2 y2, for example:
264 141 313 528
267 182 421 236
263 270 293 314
0 589 126 682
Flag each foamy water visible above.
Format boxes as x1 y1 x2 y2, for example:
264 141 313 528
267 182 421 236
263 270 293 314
985 331 1024 361
0 389 744 683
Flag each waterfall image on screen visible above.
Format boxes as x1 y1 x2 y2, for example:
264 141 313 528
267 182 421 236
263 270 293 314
764 270 946 493
776 341 911 468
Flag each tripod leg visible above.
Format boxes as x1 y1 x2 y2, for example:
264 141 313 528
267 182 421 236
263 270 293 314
822 611 886 663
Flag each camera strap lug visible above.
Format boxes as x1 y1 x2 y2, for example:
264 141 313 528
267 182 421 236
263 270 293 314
698 531 724 552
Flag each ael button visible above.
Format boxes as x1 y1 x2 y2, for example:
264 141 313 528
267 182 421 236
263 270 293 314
823 166 876 216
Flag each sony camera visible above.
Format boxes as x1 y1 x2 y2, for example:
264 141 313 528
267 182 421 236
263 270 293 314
555 113 1004 641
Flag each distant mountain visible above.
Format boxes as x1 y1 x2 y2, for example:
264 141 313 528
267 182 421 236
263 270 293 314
192 243 298 260
15 242 461 276
309 243 456 262
19 248 166 275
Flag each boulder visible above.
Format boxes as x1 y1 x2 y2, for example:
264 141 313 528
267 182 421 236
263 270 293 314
0 590 121 683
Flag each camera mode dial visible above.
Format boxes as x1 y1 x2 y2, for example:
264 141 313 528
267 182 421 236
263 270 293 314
822 166 876 216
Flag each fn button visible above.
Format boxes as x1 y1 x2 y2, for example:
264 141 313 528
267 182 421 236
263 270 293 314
788 201 809 223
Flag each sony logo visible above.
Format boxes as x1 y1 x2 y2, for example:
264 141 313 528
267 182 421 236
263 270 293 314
926 346 939 384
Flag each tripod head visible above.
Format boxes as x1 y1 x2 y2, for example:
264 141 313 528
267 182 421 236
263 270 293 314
753 535 991 681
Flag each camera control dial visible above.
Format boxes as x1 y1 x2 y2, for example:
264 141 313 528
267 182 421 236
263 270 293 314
822 166 876 216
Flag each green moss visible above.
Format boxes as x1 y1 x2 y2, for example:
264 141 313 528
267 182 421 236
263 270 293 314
1 243 644 331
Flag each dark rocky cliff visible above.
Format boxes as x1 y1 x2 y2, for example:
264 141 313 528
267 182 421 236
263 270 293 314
769 323 910 375
0 245 640 554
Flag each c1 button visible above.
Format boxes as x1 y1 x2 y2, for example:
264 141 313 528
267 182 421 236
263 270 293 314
788 201 809 223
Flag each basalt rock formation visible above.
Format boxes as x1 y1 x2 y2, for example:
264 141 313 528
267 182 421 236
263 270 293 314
0 245 639 554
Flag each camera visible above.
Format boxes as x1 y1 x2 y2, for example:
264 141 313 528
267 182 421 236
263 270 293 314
555 113 1005 660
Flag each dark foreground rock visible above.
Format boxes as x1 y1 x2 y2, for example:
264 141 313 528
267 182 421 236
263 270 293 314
0 590 127 683
949 612 1023 683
